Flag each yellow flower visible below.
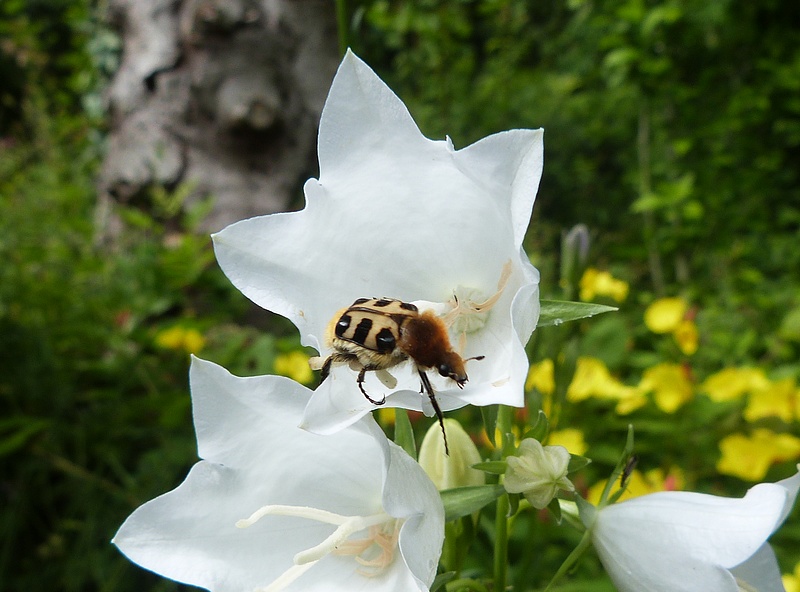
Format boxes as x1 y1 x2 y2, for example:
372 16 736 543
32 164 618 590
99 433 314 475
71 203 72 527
526 359 555 395
613 391 648 415
717 429 800 481
547 428 587 456
783 562 800 592
701 367 770 403
567 357 617 402
154 326 206 354
744 378 796 423
579 267 629 303
673 319 698 356
644 297 687 334
376 407 396 427
526 359 555 416
638 363 693 413
273 350 314 385
588 466 684 505
567 357 646 415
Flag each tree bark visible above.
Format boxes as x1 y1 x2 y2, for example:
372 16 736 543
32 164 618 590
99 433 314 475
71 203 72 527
98 0 339 233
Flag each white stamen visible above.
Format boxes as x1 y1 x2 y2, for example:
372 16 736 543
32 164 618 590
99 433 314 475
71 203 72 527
294 512 391 564
255 562 316 592
237 504 398 592
236 505 349 529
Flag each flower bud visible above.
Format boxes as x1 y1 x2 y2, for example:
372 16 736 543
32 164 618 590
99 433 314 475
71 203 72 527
504 438 575 509
418 419 484 490
561 223 590 296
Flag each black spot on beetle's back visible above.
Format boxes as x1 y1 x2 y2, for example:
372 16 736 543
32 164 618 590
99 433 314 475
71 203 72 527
352 317 373 345
375 327 396 352
335 314 352 337
353 297 370 305
400 302 418 312
373 299 393 307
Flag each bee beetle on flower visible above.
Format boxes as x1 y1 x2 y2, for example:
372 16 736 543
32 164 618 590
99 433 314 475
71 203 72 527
311 297 484 453
213 50 544 437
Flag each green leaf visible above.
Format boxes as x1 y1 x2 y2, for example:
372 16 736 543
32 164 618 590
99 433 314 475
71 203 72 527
547 496 563 524
0 417 50 456
430 571 456 592
507 491 521 517
538 300 618 327
567 454 592 474
472 460 507 475
441 484 507 522
522 410 549 442
480 405 498 447
393 408 416 460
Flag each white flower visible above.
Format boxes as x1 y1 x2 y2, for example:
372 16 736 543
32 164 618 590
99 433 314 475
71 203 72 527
503 438 575 509
212 50 543 434
584 467 800 592
113 357 444 592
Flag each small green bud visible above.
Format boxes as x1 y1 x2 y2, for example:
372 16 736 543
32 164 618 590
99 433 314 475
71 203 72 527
419 419 485 490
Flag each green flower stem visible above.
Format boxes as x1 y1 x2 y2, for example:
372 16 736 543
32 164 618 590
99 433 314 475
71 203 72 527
441 522 459 573
493 404 514 591
543 528 594 592
493 492 510 591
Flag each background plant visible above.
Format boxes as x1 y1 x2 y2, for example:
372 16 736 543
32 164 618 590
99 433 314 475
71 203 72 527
2 0 799 590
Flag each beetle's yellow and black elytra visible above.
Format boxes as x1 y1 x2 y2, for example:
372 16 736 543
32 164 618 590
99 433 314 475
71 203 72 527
318 297 484 454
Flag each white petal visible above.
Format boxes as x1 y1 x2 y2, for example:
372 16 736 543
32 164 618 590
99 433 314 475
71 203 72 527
113 460 336 592
730 544 785 592
593 480 794 592
383 442 445 589
595 545 737 592
317 50 426 181
114 358 413 591
510 256 541 353
452 129 544 249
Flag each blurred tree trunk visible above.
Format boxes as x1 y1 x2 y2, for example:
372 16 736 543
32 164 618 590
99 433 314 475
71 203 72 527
98 0 339 233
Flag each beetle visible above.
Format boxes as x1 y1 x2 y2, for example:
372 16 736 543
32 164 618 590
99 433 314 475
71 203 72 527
317 297 484 453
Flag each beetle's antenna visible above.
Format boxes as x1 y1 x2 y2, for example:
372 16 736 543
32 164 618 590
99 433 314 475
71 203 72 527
419 371 449 455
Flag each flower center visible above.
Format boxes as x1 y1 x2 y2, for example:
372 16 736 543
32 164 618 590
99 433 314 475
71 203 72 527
332 519 402 576
235 504 401 591
442 260 512 343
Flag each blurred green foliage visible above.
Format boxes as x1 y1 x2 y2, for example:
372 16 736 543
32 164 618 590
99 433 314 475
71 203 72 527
2 0 799 590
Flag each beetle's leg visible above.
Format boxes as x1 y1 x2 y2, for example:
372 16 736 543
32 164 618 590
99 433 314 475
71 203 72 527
318 353 358 386
319 356 333 383
419 370 449 455
358 367 387 405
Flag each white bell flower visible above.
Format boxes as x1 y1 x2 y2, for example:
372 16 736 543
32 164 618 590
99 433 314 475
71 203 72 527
584 467 800 592
113 357 444 592
212 50 543 434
